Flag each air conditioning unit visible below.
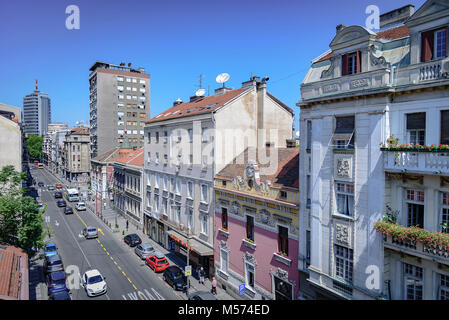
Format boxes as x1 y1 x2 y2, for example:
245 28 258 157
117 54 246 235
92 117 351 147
442 58 449 75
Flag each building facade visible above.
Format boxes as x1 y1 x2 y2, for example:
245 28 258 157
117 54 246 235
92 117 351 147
23 85 51 136
143 76 294 279
63 128 91 181
214 146 300 300
89 61 150 158
298 0 449 300
91 147 122 203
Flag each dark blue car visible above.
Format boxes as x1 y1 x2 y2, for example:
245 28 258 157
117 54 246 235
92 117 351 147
46 271 69 295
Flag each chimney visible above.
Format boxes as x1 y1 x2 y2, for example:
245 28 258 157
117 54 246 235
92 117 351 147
242 75 260 88
214 87 233 96
128 62 132 67
173 98 183 106
336 24 346 33
380 5 415 29
189 95 204 103
257 77 269 149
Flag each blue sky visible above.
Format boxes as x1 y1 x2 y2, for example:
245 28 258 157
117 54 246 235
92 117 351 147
0 0 426 130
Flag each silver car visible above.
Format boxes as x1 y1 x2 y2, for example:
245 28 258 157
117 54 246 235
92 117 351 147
134 243 155 260
83 227 98 239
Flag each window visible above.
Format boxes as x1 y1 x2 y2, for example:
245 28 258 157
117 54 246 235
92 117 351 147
246 215 254 241
332 116 355 149
155 152 159 164
154 195 159 212
404 263 423 300
421 28 448 62
278 226 289 256
187 208 193 230
175 206 181 223
187 181 193 198
342 51 361 76
306 230 311 268
163 176 168 190
154 173 159 188
176 179 181 194
201 214 208 235
220 248 229 274
146 172 151 186
407 113 426 145
335 182 354 217
439 273 449 300
441 110 449 145
335 245 353 283
280 191 287 199
202 155 208 170
202 127 209 142
306 175 311 207
201 184 208 203
170 178 174 192
147 132 151 143
406 189 424 228
162 198 168 216
140 79 146 84
306 120 312 150
222 207 228 231
245 262 255 290
188 129 193 142
441 192 449 233
155 132 159 144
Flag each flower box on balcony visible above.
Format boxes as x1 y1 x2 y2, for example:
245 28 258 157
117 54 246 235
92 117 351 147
380 144 449 153
242 238 256 250
218 228 229 237
273 252 292 266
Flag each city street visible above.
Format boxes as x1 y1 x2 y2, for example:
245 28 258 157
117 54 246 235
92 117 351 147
31 167 183 301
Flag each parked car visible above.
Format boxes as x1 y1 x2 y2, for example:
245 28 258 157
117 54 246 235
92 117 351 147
124 234 142 247
64 206 74 215
43 254 64 275
83 227 98 239
48 290 71 300
43 242 58 257
54 191 62 199
163 265 189 291
36 199 44 207
56 199 66 207
46 271 69 295
48 185 55 191
76 202 86 211
38 182 44 187
56 183 63 189
145 251 169 272
188 291 217 300
81 269 107 297
134 243 155 260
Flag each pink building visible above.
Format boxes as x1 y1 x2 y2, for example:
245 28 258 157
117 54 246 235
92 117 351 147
214 146 300 300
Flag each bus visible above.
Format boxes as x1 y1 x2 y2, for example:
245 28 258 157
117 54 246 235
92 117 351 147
66 188 80 202
38 163 44 169
33 160 39 165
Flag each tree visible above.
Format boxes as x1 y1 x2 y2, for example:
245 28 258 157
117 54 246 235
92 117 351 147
0 165 46 253
27 134 43 160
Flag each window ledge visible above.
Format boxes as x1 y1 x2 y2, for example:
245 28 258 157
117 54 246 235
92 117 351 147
273 252 292 266
332 213 355 221
200 232 208 238
217 268 229 280
242 238 256 250
218 229 229 237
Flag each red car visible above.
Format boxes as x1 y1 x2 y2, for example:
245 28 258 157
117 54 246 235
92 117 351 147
56 183 63 189
145 252 169 272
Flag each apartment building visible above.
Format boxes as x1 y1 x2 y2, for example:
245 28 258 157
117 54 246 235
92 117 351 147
214 146 300 300
22 84 51 136
63 128 91 181
91 147 122 203
298 0 449 300
89 61 150 158
143 76 294 279
112 146 144 228
42 123 70 172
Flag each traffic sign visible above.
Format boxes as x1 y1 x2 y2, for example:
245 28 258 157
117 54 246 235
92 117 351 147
185 265 192 276
239 283 245 296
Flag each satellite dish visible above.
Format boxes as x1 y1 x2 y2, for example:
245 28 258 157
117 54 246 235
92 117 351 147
216 73 230 85
195 88 206 97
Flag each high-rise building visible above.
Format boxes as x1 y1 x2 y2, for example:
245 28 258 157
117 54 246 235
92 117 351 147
89 61 150 159
23 82 51 136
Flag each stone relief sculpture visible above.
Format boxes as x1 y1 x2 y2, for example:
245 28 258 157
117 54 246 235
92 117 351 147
336 158 351 178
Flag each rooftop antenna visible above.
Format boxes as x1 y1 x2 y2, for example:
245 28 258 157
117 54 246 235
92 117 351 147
216 73 230 88
34 79 39 92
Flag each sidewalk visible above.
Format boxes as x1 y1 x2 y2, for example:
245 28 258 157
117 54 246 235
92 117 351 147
44 168 234 300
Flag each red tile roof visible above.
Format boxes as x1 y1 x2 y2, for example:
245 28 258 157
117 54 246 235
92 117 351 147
0 244 28 300
117 147 144 167
146 88 249 124
69 127 89 135
216 147 299 190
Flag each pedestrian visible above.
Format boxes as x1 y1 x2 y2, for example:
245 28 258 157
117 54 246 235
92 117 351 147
211 277 217 295
196 266 201 281
199 267 205 284
126 219 129 231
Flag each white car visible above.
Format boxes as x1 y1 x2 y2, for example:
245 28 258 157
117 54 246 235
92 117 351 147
82 269 107 297
76 202 86 211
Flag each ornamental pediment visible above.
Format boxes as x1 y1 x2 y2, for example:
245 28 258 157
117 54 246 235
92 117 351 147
330 25 376 51
233 160 271 195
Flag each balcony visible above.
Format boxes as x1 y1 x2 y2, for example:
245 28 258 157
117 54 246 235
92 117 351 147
382 149 449 176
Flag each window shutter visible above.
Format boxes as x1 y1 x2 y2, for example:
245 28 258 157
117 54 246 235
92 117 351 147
342 54 348 76
406 112 426 130
356 51 362 73
446 27 449 57
421 30 434 62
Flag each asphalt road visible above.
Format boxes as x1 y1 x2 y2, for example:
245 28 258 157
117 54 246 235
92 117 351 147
32 167 183 301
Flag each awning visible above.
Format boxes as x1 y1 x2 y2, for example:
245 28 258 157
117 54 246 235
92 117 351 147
166 229 214 256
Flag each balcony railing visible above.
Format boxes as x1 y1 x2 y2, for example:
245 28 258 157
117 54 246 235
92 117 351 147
383 234 449 261
382 149 449 175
